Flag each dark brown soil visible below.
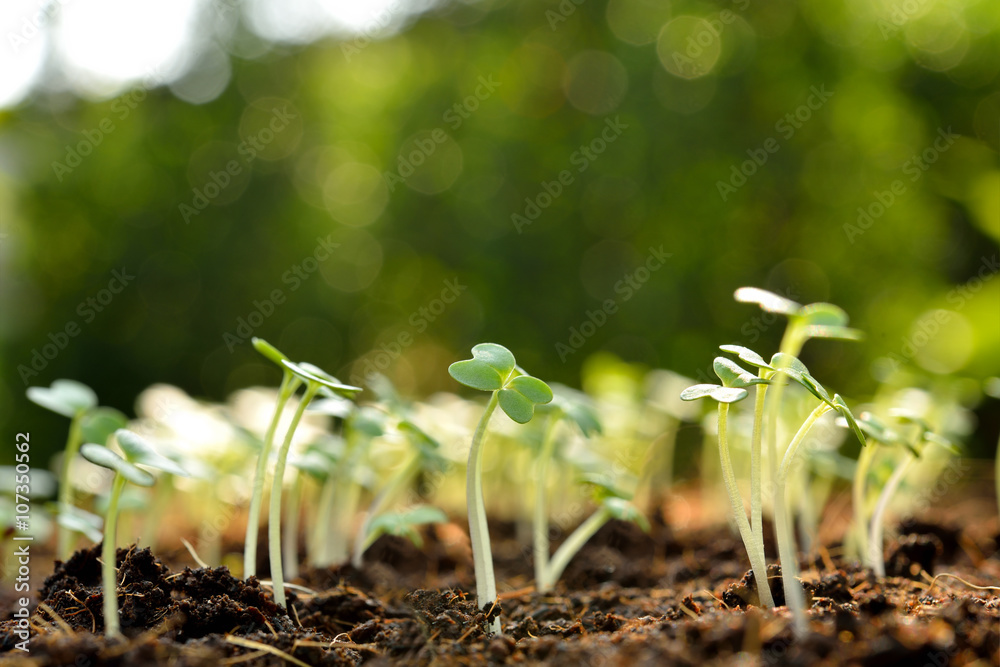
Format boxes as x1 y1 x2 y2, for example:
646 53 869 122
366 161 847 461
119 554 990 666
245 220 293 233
3 502 999 666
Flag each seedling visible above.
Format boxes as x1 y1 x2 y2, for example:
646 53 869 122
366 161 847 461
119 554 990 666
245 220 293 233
540 473 648 592
353 419 447 568
681 356 774 608
243 338 303 578
26 379 103 559
448 342 553 635
532 385 602 593
361 504 448 552
80 429 188 638
267 358 360 608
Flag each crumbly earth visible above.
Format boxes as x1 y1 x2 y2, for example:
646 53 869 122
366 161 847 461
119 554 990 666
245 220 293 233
2 501 999 666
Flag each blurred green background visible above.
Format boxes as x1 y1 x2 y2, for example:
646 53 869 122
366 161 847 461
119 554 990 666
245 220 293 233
1 0 998 465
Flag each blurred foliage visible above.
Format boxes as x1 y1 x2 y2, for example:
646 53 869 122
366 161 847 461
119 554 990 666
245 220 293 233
1 0 998 465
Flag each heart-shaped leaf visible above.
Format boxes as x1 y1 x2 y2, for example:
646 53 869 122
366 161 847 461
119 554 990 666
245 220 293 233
115 429 190 477
680 384 748 404
252 337 289 366
508 376 554 404
80 443 155 487
734 287 802 315
713 358 769 389
719 345 773 370
27 380 98 418
498 388 535 424
448 359 504 391
280 360 362 398
80 408 128 446
471 343 516 378
797 303 849 328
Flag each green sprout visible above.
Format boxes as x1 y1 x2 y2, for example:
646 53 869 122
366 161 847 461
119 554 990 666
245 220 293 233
267 358 360 608
361 504 448 552
353 419 446 568
243 338 303 579
532 385 602 593
681 356 774 609
80 429 188 638
448 343 553 635
541 473 648 592
26 379 102 559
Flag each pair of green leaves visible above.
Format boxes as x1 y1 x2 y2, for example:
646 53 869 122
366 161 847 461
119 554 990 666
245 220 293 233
448 343 553 424
252 337 362 400
81 430 189 488
734 287 864 343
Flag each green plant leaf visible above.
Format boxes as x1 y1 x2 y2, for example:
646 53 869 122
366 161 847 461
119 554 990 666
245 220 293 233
471 342 516 377
797 302 849 327
251 337 289 366
852 412 902 445
26 379 98 418
832 395 866 447
280 360 363 398
369 505 448 547
508 375 553 404
734 287 801 315
448 358 503 391
397 420 443 458
498 388 535 424
713 357 768 388
770 353 832 404
719 345 773 370
114 429 190 477
802 324 865 341
308 397 355 418
602 496 651 533
548 385 603 437
80 443 155 487
56 504 103 543
80 407 128 446
349 406 387 438
679 384 748 403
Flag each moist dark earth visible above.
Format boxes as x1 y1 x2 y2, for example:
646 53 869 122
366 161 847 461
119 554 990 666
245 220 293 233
2 494 999 666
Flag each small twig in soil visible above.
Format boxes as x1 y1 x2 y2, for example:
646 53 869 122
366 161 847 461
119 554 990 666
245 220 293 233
920 571 1000 596
220 649 269 664
263 617 278 637
295 639 381 655
36 602 75 634
290 603 302 627
225 636 311 667
259 580 320 596
180 537 209 568
679 603 699 620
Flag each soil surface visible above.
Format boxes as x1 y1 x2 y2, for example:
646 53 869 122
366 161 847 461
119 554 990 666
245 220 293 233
3 495 1000 666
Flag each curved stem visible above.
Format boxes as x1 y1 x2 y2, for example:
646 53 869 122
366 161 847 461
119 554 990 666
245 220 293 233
57 414 85 560
868 452 914 578
101 474 127 638
533 416 561 592
467 393 500 635
543 506 612 588
718 403 775 608
310 471 337 566
352 454 421 568
775 401 831 639
283 473 303 581
268 384 317 609
853 442 877 564
245 372 299 578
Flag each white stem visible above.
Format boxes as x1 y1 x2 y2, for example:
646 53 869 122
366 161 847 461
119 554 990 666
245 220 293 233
352 455 421 568
101 474 126 638
283 474 303 580
533 417 560 592
467 393 501 635
853 443 877 564
543 507 612 588
868 453 914 578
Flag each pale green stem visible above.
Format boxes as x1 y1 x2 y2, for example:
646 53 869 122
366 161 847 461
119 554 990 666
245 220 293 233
542 506 612 589
718 402 775 609
326 480 361 566
245 372 299 578
749 377 769 600
853 443 877 564
352 454 421 568
140 473 173 550
101 474 127 638
467 393 501 635
268 384 317 609
868 452 914 577
57 414 85 560
776 401 832 639
283 473 303 580
310 471 337 566
533 416 561 592
197 483 223 567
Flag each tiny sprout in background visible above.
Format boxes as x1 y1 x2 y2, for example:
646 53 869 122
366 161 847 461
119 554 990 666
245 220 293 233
80 429 188 638
449 342 552 635
363 505 448 553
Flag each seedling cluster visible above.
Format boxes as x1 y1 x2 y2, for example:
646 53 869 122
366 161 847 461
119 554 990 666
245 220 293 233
24 288 975 640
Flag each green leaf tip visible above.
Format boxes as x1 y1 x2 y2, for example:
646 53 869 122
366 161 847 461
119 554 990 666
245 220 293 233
114 429 190 477
719 345 773 370
251 337 289 366
734 287 801 315
713 357 769 389
26 379 98 418
679 384 748 404
449 359 504 391
80 443 155 487
279 359 362 397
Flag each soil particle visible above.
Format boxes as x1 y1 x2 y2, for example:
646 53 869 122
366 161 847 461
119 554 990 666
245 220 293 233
886 533 943 578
